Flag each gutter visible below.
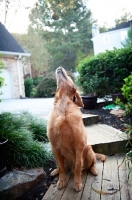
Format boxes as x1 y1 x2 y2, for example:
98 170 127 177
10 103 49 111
0 51 30 57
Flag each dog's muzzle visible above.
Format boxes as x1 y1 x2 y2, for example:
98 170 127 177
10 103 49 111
56 66 62 75
56 67 67 80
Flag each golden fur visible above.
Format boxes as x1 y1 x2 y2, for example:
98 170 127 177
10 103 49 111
47 67 106 192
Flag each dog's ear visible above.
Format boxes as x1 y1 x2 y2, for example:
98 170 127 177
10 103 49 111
75 91 84 107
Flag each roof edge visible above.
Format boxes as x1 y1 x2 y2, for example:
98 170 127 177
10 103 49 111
0 51 30 57
91 27 129 41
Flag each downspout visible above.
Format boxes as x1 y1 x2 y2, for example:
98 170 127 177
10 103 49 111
29 61 32 79
16 55 22 98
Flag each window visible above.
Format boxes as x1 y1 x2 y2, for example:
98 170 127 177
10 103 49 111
103 35 110 44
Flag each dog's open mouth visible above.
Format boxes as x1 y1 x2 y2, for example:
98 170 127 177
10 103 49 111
56 67 67 80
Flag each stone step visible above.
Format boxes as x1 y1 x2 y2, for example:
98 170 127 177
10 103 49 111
0 168 45 200
43 114 99 126
86 124 127 155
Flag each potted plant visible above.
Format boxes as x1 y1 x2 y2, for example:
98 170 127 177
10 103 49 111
78 74 99 109
0 138 8 178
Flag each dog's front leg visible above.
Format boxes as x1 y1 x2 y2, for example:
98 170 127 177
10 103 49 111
53 151 66 190
74 150 83 192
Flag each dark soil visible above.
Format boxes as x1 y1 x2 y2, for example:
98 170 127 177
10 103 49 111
21 102 127 200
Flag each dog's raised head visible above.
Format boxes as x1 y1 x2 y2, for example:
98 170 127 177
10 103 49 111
55 66 83 107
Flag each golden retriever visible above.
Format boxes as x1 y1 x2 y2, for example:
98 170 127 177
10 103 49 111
47 67 106 192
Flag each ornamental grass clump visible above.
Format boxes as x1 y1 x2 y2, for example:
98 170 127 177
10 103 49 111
0 111 50 169
19 111 48 142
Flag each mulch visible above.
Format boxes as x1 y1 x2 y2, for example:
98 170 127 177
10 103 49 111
20 102 128 200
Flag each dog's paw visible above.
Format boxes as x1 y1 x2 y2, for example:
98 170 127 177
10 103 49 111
74 182 82 192
50 168 59 177
57 180 66 189
90 167 98 176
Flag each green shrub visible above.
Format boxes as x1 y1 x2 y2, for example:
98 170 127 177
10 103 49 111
77 47 132 97
115 73 132 117
33 76 43 87
24 77 33 97
0 111 50 169
115 73 132 178
36 76 56 97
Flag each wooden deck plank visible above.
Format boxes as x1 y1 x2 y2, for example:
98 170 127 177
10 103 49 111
84 160 104 200
61 171 88 200
92 125 126 142
101 155 121 200
98 124 126 139
42 155 132 200
117 155 130 200
127 169 132 200
90 160 104 200
119 156 132 200
42 174 71 200
86 127 112 144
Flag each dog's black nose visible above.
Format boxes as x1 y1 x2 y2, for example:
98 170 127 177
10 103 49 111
57 66 62 74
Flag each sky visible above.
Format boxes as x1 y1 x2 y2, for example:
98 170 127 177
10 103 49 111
0 0 132 33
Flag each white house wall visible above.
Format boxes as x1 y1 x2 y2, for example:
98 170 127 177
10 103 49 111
92 27 129 55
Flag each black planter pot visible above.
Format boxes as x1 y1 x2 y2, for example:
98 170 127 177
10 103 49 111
0 138 8 178
111 93 124 103
81 96 97 109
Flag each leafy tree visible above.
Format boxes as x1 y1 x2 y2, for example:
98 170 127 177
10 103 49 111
29 0 95 71
115 10 132 26
12 27 51 74
99 24 108 33
122 25 132 47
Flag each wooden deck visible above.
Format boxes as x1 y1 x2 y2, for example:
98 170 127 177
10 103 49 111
42 114 130 200
87 124 127 155
42 154 132 200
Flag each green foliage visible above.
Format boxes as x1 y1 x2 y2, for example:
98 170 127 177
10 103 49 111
32 76 43 87
122 73 132 103
36 75 56 97
24 77 33 97
0 111 49 169
0 58 5 100
77 47 132 97
29 0 95 71
12 27 51 74
114 11 132 26
123 25 132 47
115 73 132 178
116 73 132 116
22 111 48 142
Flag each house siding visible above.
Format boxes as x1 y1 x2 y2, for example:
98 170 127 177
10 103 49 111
92 27 129 55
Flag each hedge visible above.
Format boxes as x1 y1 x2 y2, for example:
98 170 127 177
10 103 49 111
77 47 132 97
